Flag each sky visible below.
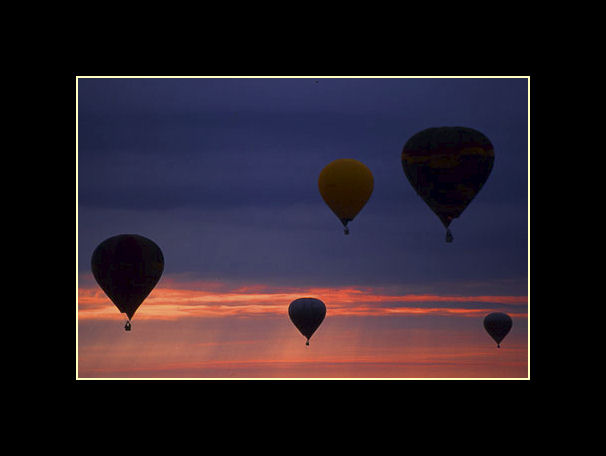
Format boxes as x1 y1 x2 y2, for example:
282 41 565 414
76 76 529 379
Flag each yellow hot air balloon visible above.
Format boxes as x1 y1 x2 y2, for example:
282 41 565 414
318 158 374 234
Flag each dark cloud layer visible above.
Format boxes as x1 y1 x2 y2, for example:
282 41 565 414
78 77 527 293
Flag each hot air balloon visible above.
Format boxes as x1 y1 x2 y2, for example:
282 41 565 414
401 126 494 242
483 312 512 348
91 234 164 331
318 158 374 235
288 298 326 346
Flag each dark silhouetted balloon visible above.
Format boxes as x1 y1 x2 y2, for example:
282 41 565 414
318 158 374 234
483 312 512 348
401 126 494 242
91 234 164 329
288 298 326 346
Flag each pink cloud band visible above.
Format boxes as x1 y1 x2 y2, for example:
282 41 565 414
77 276 528 320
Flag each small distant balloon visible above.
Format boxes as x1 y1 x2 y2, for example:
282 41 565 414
288 298 327 346
91 234 164 331
318 158 374 234
483 312 513 348
401 126 495 242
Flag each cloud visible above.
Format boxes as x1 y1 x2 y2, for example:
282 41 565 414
78 274 528 321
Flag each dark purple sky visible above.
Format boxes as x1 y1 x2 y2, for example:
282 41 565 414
77 77 528 296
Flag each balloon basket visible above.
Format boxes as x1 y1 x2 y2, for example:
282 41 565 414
446 229 453 243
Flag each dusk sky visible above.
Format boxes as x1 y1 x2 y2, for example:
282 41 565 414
76 76 529 379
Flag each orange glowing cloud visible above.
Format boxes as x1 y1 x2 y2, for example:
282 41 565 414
77 274 528 321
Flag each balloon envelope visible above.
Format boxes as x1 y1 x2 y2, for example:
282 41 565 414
483 312 512 347
401 126 494 236
288 298 326 345
91 234 164 320
318 159 373 233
